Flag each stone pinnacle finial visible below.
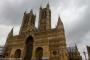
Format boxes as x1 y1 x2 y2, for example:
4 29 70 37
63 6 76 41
58 16 60 20
47 3 49 8
24 11 26 15
10 27 13 34
40 5 42 9
30 9 33 14
75 43 78 50
8 27 13 38
56 16 63 30
57 16 62 25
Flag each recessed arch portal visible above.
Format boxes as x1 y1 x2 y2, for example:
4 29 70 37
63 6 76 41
24 36 34 60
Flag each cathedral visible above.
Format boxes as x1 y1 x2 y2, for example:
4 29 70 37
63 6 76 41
4 4 68 60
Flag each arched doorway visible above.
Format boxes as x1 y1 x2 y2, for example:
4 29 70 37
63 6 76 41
14 49 21 58
35 47 43 60
24 36 33 60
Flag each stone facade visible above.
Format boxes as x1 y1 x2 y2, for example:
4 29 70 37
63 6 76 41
4 4 68 60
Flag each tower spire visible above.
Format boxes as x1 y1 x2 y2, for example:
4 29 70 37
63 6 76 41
47 2 49 8
24 11 26 15
58 16 63 24
8 27 13 38
30 9 33 14
56 16 63 30
75 43 78 50
38 3 51 31
40 5 42 9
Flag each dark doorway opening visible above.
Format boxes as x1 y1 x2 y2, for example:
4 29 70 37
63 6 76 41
35 47 43 60
24 36 33 60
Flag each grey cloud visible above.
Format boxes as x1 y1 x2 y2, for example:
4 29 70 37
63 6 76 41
0 0 61 25
69 6 90 44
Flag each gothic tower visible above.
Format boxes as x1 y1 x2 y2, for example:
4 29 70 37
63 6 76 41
19 10 36 34
38 4 51 31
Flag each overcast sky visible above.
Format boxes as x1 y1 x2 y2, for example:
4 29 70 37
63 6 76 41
0 0 90 60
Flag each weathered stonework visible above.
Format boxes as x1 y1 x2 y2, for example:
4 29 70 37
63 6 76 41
4 4 68 60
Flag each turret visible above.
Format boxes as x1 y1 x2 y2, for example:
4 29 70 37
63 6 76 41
46 3 49 9
30 9 33 14
40 5 42 10
7 28 13 38
75 44 78 51
28 10 36 27
19 11 28 34
56 16 64 31
38 3 51 31
24 11 26 15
